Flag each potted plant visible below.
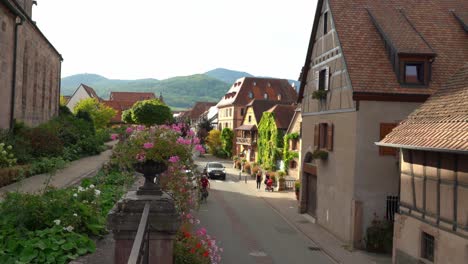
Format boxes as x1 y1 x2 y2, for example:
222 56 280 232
295 181 300 200
232 155 239 168
312 149 329 160
113 126 192 195
276 171 286 191
312 90 328 100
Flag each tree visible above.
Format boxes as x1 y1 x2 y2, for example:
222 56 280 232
122 109 134 124
257 112 283 170
73 98 116 130
197 117 213 144
60 95 68 106
131 99 173 126
220 128 234 158
206 129 222 155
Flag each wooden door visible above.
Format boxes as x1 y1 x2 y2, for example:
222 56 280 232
306 173 317 217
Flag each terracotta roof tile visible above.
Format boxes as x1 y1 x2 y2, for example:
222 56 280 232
186 102 217 120
379 63 468 152
81 84 102 101
109 92 155 102
217 77 297 108
300 0 468 97
265 104 296 130
245 99 288 124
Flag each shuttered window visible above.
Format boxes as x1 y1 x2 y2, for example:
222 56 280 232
379 123 397 156
314 122 333 151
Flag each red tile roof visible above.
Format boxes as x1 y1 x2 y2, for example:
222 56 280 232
187 102 217 120
102 100 135 123
265 104 296 130
299 0 468 99
217 77 297 108
109 92 155 102
246 99 291 124
379 63 468 152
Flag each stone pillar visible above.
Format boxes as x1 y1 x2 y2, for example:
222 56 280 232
107 191 180 264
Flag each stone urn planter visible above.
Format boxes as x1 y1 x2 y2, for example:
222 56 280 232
133 160 168 195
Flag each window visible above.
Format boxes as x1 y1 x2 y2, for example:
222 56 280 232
318 68 329 91
379 123 398 156
421 232 434 262
323 12 328 34
240 108 244 116
314 123 333 151
225 122 228 128
264 93 268 99
405 63 424 84
248 115 252 123
289 160 297 169
291 139 298 150
248 91 254 99
277 94 282 101
229 109 232 117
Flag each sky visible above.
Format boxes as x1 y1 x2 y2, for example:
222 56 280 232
34 0 317 81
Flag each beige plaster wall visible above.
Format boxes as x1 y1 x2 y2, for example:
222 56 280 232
301 110 357 242
217 106 235 130
393 214 468 264
66 85 91 112
287 111 302 179
0 6 15 129
354 101 422 240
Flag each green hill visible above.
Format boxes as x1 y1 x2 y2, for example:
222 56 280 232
204 68 253 84
61 73 228 109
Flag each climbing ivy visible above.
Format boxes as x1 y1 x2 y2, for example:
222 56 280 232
257 112 283 170
220 128 234 158
283 132 300 172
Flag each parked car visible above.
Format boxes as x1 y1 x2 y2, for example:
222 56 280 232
203 162 226 180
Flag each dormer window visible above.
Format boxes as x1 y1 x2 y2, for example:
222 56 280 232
248 91 254 99
324 12 328 34
277 94 282 101
404 63 424 84
264 93 268 100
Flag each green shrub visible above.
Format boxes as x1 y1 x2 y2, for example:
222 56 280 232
74 98 116 130
77 137 106 156
131 99 173 126
365 214 393 254
121 109 134 124
0 165 30 187
26 127 64 158
59 105 73 116
220 128 234 158
0 143 17 168
28 157 67 175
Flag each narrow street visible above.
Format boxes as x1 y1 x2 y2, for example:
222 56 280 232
194 156 335 264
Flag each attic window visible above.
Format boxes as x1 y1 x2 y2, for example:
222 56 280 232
264 93 268 100
277 94 282 101
253 82 256 86
404 63 424 84
248 91 254 99
267 82 271 87
324 12 328 34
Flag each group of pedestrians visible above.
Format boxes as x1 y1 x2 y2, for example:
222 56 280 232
255 170 273 191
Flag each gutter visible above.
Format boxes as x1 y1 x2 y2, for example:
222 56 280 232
374 142 468 155
2 0 26 130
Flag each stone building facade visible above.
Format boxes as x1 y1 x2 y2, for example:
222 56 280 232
0 0 62 129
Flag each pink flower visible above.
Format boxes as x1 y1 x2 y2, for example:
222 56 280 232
197 227 207 236
169 156 180 163
193 137 201 144
137 125 145 131
110 134 119 140
136 153 146 161
195 144 205 154
143 142 154 149
126 127 133 134
188 130 195 137
176 137 185 144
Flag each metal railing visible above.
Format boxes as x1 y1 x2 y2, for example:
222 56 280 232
285 179 295 190
128 202 150 264
236 137 251 145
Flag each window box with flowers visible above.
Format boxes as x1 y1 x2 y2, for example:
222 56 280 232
312 149 328 160
312 90 328 100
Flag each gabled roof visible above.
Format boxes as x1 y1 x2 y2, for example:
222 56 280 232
452 10 468 32
378 64 468 153
102 100 135 123
265 104 296 130
299 0 468 99
109 92 155 102
81 84 101 101
245 99 290 125
187 102 217 120
217 77 297 108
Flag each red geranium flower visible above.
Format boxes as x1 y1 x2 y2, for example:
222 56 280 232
203 251 209 257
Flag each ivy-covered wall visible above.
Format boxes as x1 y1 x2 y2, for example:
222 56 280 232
283 132 299 172
257 112 284 170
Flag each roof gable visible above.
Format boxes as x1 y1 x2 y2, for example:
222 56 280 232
109 92 155 102
265 104 296 130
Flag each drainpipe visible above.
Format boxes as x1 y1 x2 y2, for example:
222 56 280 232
9 17 23 130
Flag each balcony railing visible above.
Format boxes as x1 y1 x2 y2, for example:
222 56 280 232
236 137 252 145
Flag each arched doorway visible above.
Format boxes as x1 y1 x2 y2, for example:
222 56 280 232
302 152 317 217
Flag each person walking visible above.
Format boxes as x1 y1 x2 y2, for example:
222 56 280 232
256 170 262 189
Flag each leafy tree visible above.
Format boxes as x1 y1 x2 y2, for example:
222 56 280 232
196 118 213 144
206 130 222 155
220 128 234 158
121 109 134 124
73 98 116 130
131 99 173 126
59 95 68 106
257 112 283 170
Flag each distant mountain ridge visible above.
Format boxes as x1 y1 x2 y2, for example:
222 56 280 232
61 68 300 110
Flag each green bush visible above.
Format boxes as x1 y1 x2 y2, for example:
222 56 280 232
365 214 393 254
0 165 30 187
0 143 16 168
28 157 67 175
73 98 116 130
27 127 64 158
121 109 134 124
59 105 73 116
77 137 106 156
131 99 173 126
220 128 234 158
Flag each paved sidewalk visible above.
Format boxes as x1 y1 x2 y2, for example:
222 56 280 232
0 141 117 199
198 154 392 264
